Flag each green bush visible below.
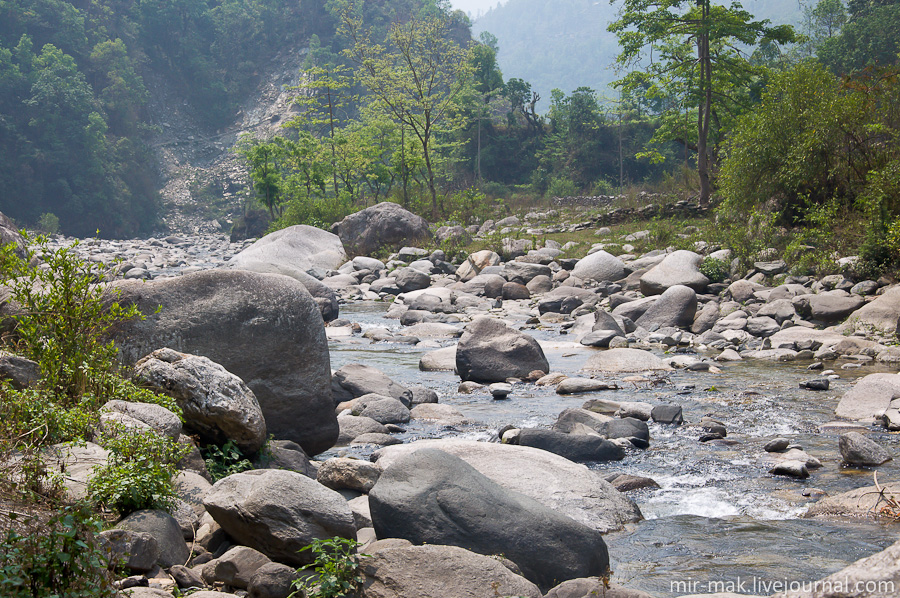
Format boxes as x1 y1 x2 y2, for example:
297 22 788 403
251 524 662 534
87 427 189 516
548 176 577 198
290 537 367 598
202 439 254 482
699 257 730 283
0 236 145 402
0 504 116 598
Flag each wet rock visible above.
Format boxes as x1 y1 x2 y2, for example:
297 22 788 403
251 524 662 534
805 482 900 519
518 428 625 462
351 394 411 424
368 448 611 591
650 404 683 425
409 386 438 405
456 317 549 383
203 469 356 566
359 544 541 598
132 349 265 453
764 438 791 452
839 432 893 466
769 460 810 478
800 378 830 391
331 202 432 255
556 378 618 394
605 474 660 493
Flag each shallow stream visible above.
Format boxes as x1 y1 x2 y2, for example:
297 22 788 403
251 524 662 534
326 302 900 597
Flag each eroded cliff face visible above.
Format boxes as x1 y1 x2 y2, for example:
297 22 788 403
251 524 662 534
145 48 310 235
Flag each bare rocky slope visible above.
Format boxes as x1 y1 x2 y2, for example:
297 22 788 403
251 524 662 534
145 48 310 235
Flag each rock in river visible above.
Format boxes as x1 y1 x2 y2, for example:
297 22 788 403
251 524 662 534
456 317 549 382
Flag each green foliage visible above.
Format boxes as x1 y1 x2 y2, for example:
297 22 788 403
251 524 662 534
0 504 116 598
202 440 254 482
0 236 144 402
699 257 730 283
819 3 900 73
87 427 188 516
290 537 367 598
444 188 502 226
36 213 60 235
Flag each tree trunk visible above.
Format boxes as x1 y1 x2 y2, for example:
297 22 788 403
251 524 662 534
697 0 712 206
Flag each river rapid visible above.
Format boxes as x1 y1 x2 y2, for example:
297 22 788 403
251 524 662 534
327 301 900 598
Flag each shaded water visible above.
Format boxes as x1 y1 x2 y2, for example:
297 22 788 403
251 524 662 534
329 302 900 596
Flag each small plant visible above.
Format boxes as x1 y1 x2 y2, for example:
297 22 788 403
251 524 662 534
699 257 730 283
0 504 116 598
290 537 368 598
87 427 189 515
202 439 254 482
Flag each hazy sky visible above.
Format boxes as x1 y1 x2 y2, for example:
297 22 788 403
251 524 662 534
450 0 506 19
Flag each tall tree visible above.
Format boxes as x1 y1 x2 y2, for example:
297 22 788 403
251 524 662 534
342 10 472 216
609 0 794 204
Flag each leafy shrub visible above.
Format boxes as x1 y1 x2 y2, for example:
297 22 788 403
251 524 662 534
699 257 730 283
202 439 254 482
444 188 502 226
87 427 189 515
548 176 577 198
0 236 145 402
0 504 116 598
290 537 367 598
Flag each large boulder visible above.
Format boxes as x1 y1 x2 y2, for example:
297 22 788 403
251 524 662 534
109 269 337 456
572 250 626 283
455 317 549 382
116 510 190 569
538 287 600 315
228 225 346 273
834 373 900 422
368 448 611 591
639 250 709 296
634 285 697 329
839 432 893 466
583 348 674 373
360 544 541 598
331 202 432 256
455 250 501 282
372 439 641 533
0 212 26 258
805 482 900 520
133 348 267 454
202 469 356 566
802 290 865 323
840 285 900 336
228 260 339 322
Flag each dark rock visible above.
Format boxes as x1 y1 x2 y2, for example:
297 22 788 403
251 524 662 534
368 448 610 591
650 404 683 425
456 317 549 383
248 562 297 598
800 378 830 391
0 353 40 389
839 431 893 466
98 529 160 573
518 428 625 462
605 474 660 493
331 202 432 256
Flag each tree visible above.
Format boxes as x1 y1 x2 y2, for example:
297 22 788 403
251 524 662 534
237 136 285 219
343 10 472 216
609 0 794 204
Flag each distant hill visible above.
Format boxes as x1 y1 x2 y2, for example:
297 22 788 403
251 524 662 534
473 0 804 110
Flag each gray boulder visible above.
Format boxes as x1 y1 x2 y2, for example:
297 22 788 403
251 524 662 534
228 260 339 322
639 250 709 296
332 363 412 406
316 457 383 493
839 432 893 466
206 546 271 589
544 578 653 598
110 269 337 456
518 428 625 463
351 394 411 424
803 290 866 323
835 373 900 422
133 348 266 454
116 510 190 569
100 399 182 440
456 317 549 382
98 529 160 573
336 414 389 445
635 285 697 329
368 448 611 591
229 224 346 272
805 482 900 520
331 202 432 256
572 250 626 283
503 261 552 284
372 439 641 534
393 267 431 292
0 353 40 389
455 250 501 282
840 285 900 336
248 562 296 598
202 469 356 566
360 544 541 598
538 287 600 315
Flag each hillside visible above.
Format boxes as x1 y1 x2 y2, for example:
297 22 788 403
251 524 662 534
473 0 804 110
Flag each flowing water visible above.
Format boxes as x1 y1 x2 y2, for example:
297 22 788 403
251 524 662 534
327 302 900 597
